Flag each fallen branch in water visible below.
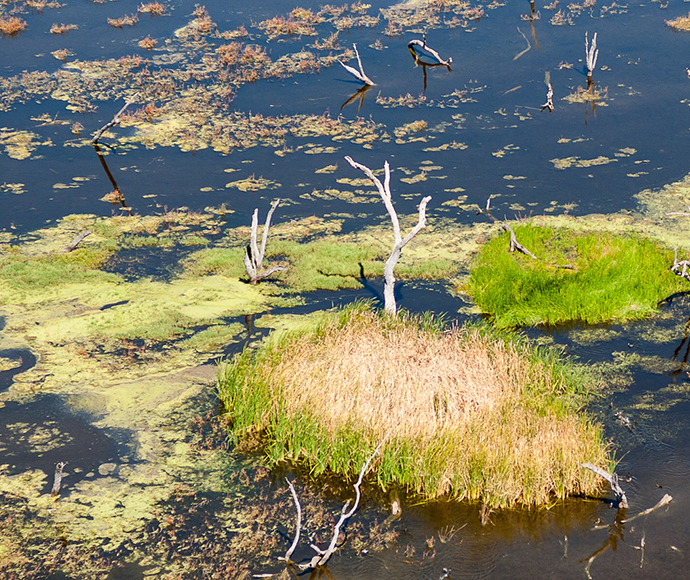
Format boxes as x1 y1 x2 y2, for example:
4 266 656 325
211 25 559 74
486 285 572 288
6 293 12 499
243 199 287 285
64 231 91 252
51 462 66 497
345 156 431 315
299 440 384 569
502 223 538 260
408 34 452 67
581 462 628 509
92 93 140 144
338 43 375 86
279 478 302 564
622 493 673 524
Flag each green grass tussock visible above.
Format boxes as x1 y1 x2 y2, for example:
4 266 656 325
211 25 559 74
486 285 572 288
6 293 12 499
218 303 609 508
467 224 687 328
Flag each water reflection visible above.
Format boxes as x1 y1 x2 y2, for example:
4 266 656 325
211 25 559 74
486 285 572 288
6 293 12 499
93 144 132 215
340 84 372 114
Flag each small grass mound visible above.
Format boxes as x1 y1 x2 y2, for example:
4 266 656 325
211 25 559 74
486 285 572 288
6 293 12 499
218 304 609 508
467 224 687 328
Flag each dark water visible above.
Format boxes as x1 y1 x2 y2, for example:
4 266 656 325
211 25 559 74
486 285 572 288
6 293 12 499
3 0 690 578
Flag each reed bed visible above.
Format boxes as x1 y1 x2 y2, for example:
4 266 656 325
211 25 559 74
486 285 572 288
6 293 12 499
219 304 609 507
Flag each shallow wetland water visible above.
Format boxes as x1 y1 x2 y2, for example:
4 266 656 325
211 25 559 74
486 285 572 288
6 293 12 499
3 0 690 578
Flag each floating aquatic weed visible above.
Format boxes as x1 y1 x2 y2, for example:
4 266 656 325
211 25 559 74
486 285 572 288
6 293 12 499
49 23 78 34
0 16 27 36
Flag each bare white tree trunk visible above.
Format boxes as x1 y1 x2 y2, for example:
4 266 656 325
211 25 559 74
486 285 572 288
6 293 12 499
345 156 432 315
243 199 287 284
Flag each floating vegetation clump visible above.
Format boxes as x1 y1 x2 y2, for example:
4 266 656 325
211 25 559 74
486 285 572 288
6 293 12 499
467 224 688 328
665 13 690 32
219 304 610 507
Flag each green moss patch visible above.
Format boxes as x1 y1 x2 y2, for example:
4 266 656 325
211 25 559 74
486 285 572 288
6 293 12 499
467 224 687 328
219 304 609 508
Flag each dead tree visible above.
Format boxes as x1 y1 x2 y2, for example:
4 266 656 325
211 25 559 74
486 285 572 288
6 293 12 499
345 156 432 315
243 199 287 285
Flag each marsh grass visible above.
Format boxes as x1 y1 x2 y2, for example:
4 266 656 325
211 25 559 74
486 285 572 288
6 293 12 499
467 224 687 328
219 304 609 507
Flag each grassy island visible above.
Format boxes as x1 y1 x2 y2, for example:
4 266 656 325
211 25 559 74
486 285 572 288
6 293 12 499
467 224 687 328
219 303 609 508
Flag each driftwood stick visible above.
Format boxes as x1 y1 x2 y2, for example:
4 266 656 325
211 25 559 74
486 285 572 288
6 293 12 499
280 478 302 563
51 462 66 497
581 463 628 509
92 93 140 144
502 223 537 260
65 231 92 252
345 156 431 315
408 34 452 67
298 439 385 570
621 493 672 524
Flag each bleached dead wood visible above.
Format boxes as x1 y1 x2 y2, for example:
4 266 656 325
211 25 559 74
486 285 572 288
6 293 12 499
345 156 432 315
92 93 140 144
581 462 628 509
408 34 452 67
297 440 385 569
671 247 690 282
585 32 599 78
64 231 92 252
51 462 66 497
621 493 673 524
542 72 554 112
502 224 537 260
338 43 375 86
243 199 287 285
279 478 302 563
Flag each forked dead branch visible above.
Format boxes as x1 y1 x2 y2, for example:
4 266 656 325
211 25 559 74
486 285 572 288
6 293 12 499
243 199 287 284
280 440 384 570
338 43 375 86
344 156 431 315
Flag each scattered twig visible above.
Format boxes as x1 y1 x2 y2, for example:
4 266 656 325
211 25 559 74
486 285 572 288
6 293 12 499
585 32 599 78
581 462 628 509
51 462 66 497
621 493 673 524
345 156 431 315
338 43 375 86
631 532 645 568
91 93 140 144
502 223 538 260
64 231 92 252
243 199 287 285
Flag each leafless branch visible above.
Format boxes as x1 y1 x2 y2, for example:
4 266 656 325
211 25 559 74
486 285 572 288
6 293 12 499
581 462 628 509
91 93 140 144
279 478 302 563
243 200 287 285
408 34 452 67
296 439 386 570
64 231 92 252
621 493 672 524
338 43 375 86
502 223 538 260
344 156 431 315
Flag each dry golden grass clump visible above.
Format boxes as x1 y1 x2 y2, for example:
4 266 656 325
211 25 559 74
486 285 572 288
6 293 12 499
0 16 27 36
107 13 139 28
50 23 78 34
666 13 690 32
138 2 168 16
138 35 157 50
220 305 610 508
